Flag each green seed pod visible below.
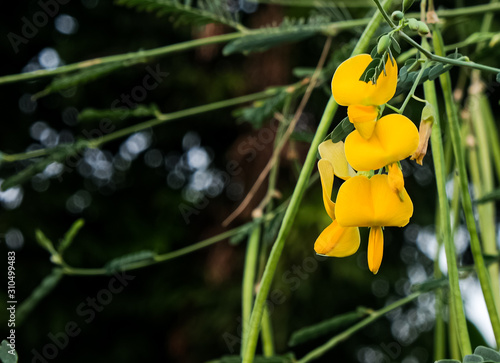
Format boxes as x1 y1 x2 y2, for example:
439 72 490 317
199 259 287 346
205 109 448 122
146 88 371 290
407 18 419 31
391 11 404 21
403 0 415 12
417 21 430 35
377 34 391 54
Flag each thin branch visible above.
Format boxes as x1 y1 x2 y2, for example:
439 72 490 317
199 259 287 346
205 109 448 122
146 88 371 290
221 36 333 227
297 292 422 363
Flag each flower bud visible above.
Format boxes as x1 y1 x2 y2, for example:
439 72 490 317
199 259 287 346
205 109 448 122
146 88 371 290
407 18 419 31
377 34 391 55
417 22 430 35
391 11 404 21
411 102 435 165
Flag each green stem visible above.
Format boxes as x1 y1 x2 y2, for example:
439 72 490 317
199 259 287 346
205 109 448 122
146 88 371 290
422 37 471 356
397 60 429 113
468 86 500 313
241 225 261 357
433 27 500 348
483 94 500 183
374 0 500 74
2 88 279 161
433 255 446 360
399 32 500 74
0 33 243 85
416 2 500 18
241 2 392 361
16 269 64 325
49 176 323 278
1 148 53 162
89 88 281 148
260 306 275 357
433 169 445 359
449 297 462 360
61 210 284 276
242 97 339 362
471 0 500 313
0 17 367 86
2 2 499 86
478 0 498 39
297 292 422 363
254 95 292 356
372 0 395 28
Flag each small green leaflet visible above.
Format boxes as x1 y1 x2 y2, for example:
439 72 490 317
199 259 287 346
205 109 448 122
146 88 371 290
330 117 354 143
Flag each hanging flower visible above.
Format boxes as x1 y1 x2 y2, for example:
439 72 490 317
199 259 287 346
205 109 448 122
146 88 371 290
331 54 398 139
344 114 419 171
411 102 435 165
314 159 360 257
335 174 414 274
318 140 356 180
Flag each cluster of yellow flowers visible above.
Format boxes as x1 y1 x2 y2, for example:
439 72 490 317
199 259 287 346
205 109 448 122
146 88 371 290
315 54 420 274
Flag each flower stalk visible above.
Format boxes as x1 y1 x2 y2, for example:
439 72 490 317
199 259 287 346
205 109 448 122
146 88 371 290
241 2 394 360
433 26 500 348
421 37 471 356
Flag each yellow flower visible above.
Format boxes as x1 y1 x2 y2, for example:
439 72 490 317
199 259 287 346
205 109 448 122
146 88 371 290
318 140 356 180
344 114 419 171
335 174 413 274
314 159 360 257
331 54 398 139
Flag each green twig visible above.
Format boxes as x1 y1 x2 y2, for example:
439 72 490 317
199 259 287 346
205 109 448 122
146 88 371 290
241 1 392 361
88 88 282 148
421 37 471 355
241 225 261 356
61 210 284 276
468 84 500 312
398 32 500 74
0 17 367 86
372 0 395 28
0 33 242 85
397 60 429 113
2 2 500 86
470 0 500 313
1 88 280 162
373 0 500 74
433 26 500 348
16 269 64 326
297 292 422 363
261 306 275 357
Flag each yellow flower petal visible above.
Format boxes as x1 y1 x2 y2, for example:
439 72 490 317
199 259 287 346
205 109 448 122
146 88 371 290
318 140 356 180
318 159 336 220
348 105 378 140
388 163 404 195
335 174 413 227
368 226 384 274
345 114 419 171
314 220 360 257
331 54 398 107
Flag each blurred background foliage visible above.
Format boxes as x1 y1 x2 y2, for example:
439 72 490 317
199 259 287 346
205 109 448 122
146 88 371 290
0 0 499 362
